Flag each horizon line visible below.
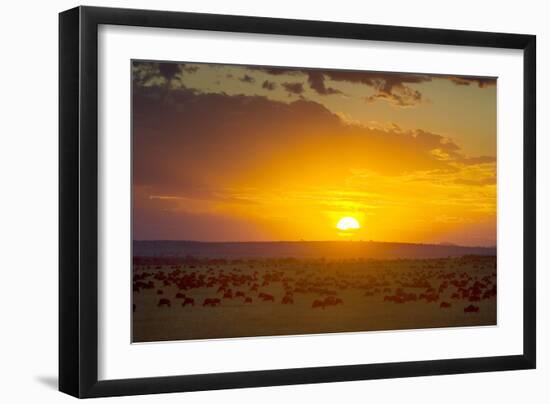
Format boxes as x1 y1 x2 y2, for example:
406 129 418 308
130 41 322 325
133 239 497 249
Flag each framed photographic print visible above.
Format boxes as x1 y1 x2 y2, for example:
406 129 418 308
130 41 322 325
59 6 536 398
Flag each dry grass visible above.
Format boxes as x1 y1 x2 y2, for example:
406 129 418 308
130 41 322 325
132 256 496 342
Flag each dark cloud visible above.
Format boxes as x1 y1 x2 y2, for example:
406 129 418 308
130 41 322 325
262 80 277 91
324 71 429 89
247 65 494 106
133 61 200 87
307 71 342 95
133 86 486 196
132 61 161 86
445 76 496 88
239 74 255 84
135 62 495 109
364 85 423 107
132 86 494 239
323 71 429 107
158 63 179 81
247 65 431 105
282 82 305 95
253 67 297 76
133 88 338 196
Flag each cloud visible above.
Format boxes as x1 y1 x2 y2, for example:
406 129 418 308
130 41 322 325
133 62 495 111
132 61 201 87
454 177 496 186
324 71 430 107
445 75 496 88
247 65 494 107
182 65 199 74
364 85 423 107
282 82 305 95
133 86 491 195
132 86 495 242
253 67 298 76
307 71 342 95
157 63 180 81
262 80 277 91
248 66 431 105
459 155 496 165
259 67 428 105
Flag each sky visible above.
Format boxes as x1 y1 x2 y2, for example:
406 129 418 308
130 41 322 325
132 61 497 246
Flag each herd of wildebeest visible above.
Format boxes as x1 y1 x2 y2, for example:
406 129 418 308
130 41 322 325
132 254 496 341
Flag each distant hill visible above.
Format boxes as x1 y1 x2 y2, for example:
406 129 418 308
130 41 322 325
133 240 496 260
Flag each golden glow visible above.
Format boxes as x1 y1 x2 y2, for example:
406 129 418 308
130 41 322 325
132 61 497 246
336 217 361 231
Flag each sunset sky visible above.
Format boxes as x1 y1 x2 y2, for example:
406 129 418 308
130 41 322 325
132 61 496 246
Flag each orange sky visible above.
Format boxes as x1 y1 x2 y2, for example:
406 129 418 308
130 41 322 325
132 61 496 246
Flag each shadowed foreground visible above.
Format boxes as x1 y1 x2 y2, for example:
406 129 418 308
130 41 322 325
132 255 496 342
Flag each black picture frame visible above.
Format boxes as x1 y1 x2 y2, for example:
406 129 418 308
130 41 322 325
59 5 536 398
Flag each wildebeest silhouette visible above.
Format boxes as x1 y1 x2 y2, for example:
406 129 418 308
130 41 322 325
483 286 496 299
203 298 221 307
262 293 275 302
281 295 294 304
384 295 404 303
420 293 439 303
157 298 171 307
312 299 325 309
258 292 274 301
323 296 343 306
440 301 452 308
464 304 480 313
182 297 195 307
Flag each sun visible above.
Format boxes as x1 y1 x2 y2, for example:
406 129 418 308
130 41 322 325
336 216 361 231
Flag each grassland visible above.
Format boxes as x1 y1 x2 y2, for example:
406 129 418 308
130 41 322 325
132 255 496 342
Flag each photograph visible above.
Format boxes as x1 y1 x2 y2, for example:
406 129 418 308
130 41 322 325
52 3 537 399
131 60 498 343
